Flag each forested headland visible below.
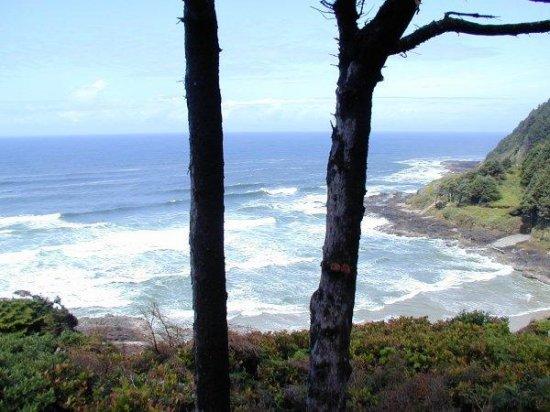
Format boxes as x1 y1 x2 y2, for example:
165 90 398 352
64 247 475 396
409 99 550 250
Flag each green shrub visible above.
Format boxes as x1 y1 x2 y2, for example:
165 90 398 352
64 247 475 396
521 318 550 337
437 175 462 204
451 310 505 327
501 157 513 170
466 174 501 205
521 140 550 187
0 331 90 411
0 297 548 411
0 296 77 335
478 159 507 180
437 172 501 207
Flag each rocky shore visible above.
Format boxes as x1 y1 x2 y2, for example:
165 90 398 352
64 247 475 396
441 159 480 173
364 161 549 285
76 315 152 354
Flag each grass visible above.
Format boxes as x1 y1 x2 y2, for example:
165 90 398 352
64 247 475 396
1 297 549 411
491 170 522 208
409 169 524 235
438 204 521 233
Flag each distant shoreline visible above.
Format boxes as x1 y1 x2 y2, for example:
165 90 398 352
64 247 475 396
364 160 549 285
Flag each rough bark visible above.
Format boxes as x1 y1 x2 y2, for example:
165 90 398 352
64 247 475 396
182 1 230 411
308 2 418 410
308 86 374 411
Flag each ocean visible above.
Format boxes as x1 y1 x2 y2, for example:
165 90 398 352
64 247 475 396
1 132 548 330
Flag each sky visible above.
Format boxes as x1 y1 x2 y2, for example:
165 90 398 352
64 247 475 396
0 0 549 137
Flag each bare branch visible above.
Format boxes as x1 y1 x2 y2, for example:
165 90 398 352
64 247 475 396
312 1 336 20
357 0 419 59
141 301 190 352
357 0 366 18
331 0 360 41
392 16 550 55
444 12 498 20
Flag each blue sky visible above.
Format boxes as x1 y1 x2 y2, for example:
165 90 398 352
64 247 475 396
0 0 549 137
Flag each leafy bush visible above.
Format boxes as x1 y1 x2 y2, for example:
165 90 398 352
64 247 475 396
0 296 77 335
0 297 548 411
520 318 550 337
465 174 501 205
0 331 97 411
521 140 549 187
501 157 513 170
436 175 462 204
451 310 504 326
437 172 501 206
478 159 507 180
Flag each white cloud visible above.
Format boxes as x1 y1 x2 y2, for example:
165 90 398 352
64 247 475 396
71 79 107 101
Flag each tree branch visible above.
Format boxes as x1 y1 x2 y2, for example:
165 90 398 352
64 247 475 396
392 16 550 55
444 12 498 20
331 0 360 42
358 0 418 59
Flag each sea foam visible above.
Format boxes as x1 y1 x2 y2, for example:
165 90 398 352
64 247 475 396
55 228 189 259
260 187 298 196
227 251 314 271
226 217 276 230
288 194 326 215
361 214 390 232
383 245 514 306
386 159 447 184
0 213 85 230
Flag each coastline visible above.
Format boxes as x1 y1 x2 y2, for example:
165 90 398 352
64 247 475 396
77 304 549 348
363 158 549 285
77 158 548 344
365 191 549 284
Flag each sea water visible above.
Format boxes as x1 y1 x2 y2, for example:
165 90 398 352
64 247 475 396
0 132 548 330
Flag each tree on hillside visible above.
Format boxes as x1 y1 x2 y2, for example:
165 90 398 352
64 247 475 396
181 0 230 410
308 1 550 409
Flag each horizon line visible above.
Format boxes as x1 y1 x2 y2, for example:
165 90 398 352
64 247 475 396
0 130 508 139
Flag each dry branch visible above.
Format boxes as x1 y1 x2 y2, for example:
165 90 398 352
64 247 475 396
392 16 550 55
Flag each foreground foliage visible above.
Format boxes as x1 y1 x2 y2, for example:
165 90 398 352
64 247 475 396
0 298 548 411
0 294 77 335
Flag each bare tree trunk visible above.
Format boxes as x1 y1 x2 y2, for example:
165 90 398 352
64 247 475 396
308 1 417 410
308 66 375 411
182 1 230 411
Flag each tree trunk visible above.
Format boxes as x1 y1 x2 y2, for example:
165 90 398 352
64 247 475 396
308 60 376 410
183 1 230 411
307 2 420 408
